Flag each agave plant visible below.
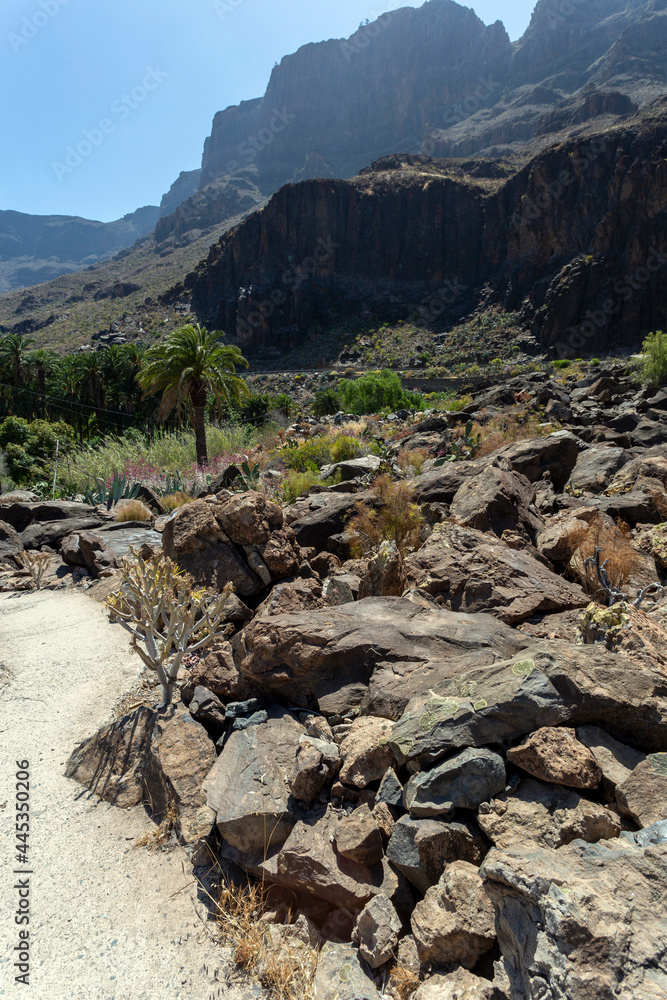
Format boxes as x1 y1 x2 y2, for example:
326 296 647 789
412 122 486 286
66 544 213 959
236 459 262 492
83 472 142 509
433 420 482 465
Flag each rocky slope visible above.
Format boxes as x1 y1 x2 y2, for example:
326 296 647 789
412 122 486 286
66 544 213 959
184 105 667 358
3 363 667 999
0 205 159 294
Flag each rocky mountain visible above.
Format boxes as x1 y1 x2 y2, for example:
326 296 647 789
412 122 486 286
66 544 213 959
0 205 159 294
183 104 667 358
1 0 665 353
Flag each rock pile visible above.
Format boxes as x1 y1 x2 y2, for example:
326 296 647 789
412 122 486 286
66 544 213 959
45 365 667 997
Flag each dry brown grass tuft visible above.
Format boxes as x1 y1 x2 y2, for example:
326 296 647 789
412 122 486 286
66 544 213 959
389 965 421 999
215 878 319 1000
349 474 423 557
114 499 153 522
133 800 179 850
569 515 644 595
160 491 194 512
475 409 544 458
398 447 429 475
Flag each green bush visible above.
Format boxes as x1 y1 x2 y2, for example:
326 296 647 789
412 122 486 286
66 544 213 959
270 392 292 418
282 436 334 472
312 387 342 417
238 393 272 427
278 469 321 503
0 416 31 448
552 359 572 370
330 434 367 463
641 330 667 387
339 370 422 415
3 443 35 483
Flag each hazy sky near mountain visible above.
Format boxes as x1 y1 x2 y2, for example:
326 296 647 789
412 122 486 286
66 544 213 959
0 0 535 222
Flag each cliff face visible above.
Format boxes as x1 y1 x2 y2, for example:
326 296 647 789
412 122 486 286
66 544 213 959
186 110 667 357
199 2 512 190
159 170 202 219
0 206 159 294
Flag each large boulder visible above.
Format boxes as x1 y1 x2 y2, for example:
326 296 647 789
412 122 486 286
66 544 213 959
448 464 544 541
339 717 395 788
256 807 396 909
233 597 531 720
21 516 108 550
405 523 588 625
1 499 99 533
569 446 630 494
410 459 488 505
0 520 23 565
411 861 496 968
388 640 667 768
163 492 300 595
477 778 622 850
386 815 489 894
495 432 579 491
413 969 500 1000
482 838 667 1000
286 492 362 552
61 529 118 578
576 724 646 801
66 704 216 843
204 707 305 853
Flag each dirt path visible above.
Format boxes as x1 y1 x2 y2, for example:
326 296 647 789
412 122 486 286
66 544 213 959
0 588 246 1000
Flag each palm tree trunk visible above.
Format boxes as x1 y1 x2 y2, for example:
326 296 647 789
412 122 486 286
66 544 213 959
37 369 46 419
193 400 208 466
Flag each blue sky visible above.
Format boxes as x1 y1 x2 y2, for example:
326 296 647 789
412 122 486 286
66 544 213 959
0 0 536 222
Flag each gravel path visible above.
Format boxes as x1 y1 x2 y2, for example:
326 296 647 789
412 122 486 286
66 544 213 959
0 588 245 1000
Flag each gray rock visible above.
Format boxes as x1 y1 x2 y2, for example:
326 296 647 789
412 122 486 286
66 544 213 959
320 455 383 482
449 464 544 541
404 748 506 818
386 814 488 893
376 769 404 809
188 686 226 730
569 446 629 494
1 499 99 533
313 941 380 1000
235 597 531 720
616 755 667 828
482 837 667 1000
389 639 667 767
21 516 108 550
0 519 23 565
288 736 340 804
352 894 401 968
335 803 384 865
204 707 304 854
495 431 580 491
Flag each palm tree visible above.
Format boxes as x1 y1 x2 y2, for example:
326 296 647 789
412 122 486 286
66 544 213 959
0 334 35 388
137 324 250 465
27 349 58 418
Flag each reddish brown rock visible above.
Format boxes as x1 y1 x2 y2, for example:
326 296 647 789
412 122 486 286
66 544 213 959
506 726 603 789
411 861 496 969
616 755 667 828
335 804 384 865
339 717 395 788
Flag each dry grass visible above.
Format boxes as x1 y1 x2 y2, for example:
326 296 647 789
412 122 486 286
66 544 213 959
648 489 667 522
349 474 423 557
16 550 50 590
133 800 179 850
398 447 429 475
474 409 545 457
160 491 194 512
389 965 421 999
114 499 153 523
568 515 644 595
215 878 319 1000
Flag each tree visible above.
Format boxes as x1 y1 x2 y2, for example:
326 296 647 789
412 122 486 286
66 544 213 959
137 323 249 465
0 334 35 388
27 349 58 418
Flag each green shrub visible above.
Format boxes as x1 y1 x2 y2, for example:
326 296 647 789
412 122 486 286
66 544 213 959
270 393 292 418
339 370 422 415
0 416 31 448
4 443 35 483
552 359 572 370
279 469 321 503
238 393 272 427
330 434 367 463
312 387 341 417
590 358 601 366
282 437 334 472
641 330 667 387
